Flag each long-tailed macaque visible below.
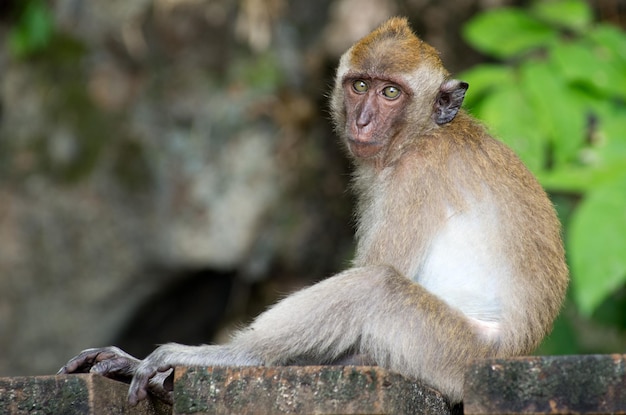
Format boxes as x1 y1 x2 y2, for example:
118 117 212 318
58 17 568 405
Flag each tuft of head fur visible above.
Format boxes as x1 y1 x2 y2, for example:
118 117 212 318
348 17 444 77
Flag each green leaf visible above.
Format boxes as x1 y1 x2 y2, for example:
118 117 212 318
535 310 580 355
519 60 585 166
459 64 515 109
531 0 593 31
230 52 282 91
592 104 626 167
587 24 626 65
591 285 626 329
463 8 558 58
537 164 626 193
551 40 626 98
8 0 53 58
477 83 545 172
569 174 626 316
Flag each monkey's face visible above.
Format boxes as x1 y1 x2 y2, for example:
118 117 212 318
341 76 410 159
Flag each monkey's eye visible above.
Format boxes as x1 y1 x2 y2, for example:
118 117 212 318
382 85 401 99
352 80 369 93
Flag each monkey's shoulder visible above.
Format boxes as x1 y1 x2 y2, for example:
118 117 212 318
436 113 538 182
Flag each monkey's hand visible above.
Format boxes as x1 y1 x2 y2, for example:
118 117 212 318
57 346 140 383
58 346 174 405
128 344 179 406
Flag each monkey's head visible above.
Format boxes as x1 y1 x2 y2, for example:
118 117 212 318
331 17 468 160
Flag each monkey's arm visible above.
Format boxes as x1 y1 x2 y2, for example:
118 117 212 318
126 264 490 404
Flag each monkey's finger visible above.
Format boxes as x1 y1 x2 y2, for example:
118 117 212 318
128 369 155 406
90 357 132 377
146 370 175 404
57 348 103 374
162 370 175 392
58 346 134 375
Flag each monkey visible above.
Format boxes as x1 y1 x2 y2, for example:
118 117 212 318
58 17 568 406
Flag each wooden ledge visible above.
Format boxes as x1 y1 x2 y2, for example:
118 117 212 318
173 365 453 415
464 354 626 414
0 373 170 415
0 366 453 415
10 355 625 415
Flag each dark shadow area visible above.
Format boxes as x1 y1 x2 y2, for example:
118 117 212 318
113 268 237 359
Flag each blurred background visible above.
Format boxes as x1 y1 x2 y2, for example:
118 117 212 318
0 0 624 377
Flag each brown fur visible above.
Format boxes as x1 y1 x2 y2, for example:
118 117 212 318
350 17 443 75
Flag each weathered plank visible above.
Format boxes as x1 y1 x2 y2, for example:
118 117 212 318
173 366 454 415
465 354 626 414
0 374 171 415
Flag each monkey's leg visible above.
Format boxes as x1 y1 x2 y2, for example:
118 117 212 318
357 267 494 402
233 263 493 402
129 264 489 404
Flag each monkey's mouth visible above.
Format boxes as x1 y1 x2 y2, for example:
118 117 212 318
348 139 384 158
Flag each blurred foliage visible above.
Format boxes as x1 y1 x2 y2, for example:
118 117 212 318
461 0 626 351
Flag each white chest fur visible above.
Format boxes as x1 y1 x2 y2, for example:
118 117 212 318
417 198 507 334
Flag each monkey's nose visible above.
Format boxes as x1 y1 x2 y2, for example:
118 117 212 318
356 109 373 128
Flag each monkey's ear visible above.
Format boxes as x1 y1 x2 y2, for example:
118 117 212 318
433 80 468 125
